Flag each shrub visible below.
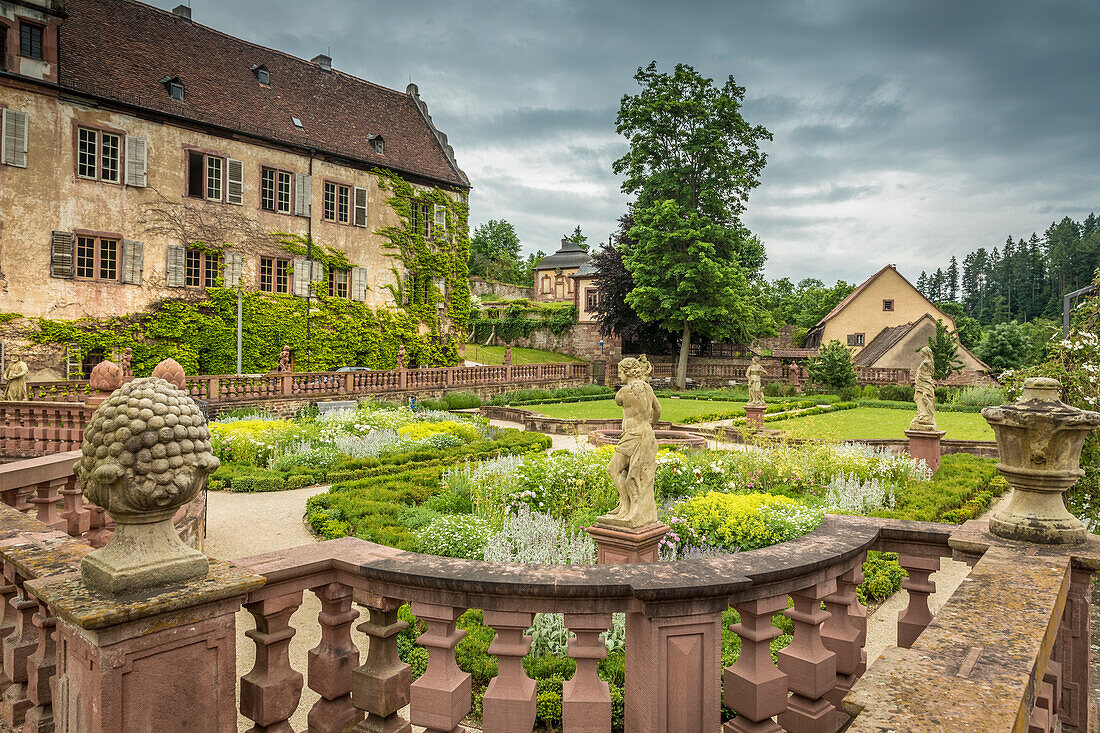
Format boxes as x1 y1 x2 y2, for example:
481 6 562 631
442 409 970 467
861 384 880 400
952 384 1005 407
286 475 311 490
441 391 482 409
535 692 563 725
879 384 915 402
483 507 596 564
675 493 824 551
415 515 492 559
252 476 286 492
424 489 474 514
858 551 907 604
839 386 861 402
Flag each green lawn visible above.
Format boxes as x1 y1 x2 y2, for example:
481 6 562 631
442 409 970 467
776 407 994 442
533 397 740 423
464 345 585 365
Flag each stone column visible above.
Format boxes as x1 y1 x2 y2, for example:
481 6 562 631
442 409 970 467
587 522 669 564
904 429 946 473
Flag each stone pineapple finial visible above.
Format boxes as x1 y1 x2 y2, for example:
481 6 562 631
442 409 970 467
983 377 1100 545
75 377 219 594
151 357 186 389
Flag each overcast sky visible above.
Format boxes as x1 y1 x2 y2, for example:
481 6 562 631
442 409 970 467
150 0 1100 285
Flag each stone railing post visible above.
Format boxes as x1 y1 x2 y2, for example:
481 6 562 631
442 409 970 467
241 592 305 731
208 376 220 401
22 599 55 733
30 478 66 532
625 610 722 732
352 597 412 733
778 580 837 733
724 595 789 733
482 610 536 732
563 612 612 732
59 474 90 537
307 583 361 732
410 602 470 733
897 554 939 648
25 377 265 732
2 564 39 728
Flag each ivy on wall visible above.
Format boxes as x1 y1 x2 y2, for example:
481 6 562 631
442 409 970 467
30 288 453 376
469 301 579 344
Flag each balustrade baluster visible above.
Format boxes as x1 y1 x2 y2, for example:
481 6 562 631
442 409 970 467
1 566 38 729
240 591 305 733
563 612 611 733
59 475 90 538
821 564 866 708
777 580 837 733
352 597 411 733
307 583 362 732
0 572 17 692
21 600 54 733
897 554 939 648
482 611 535 733
29 479 65 532
410 602 469 733
724 596 788 733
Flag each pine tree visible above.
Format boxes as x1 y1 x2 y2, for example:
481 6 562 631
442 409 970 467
917 271 929 296
947 256 959 302
928 319 964 379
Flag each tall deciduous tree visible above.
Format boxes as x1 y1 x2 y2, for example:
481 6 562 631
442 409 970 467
468 219 525 285
614 61 772 388
805 339 856 392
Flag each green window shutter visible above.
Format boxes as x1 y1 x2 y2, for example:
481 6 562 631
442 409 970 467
125 136 148 187
121 240 144 284
166 245 186 287
50 231 74 279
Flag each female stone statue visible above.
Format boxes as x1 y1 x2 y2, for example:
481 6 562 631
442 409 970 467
2 357 29 401
599 355 661 529
909 345 937 431
747 355 767 406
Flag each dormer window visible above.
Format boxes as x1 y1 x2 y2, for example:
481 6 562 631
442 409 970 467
367 134 384 155
251 64 270 86
160 76 184 101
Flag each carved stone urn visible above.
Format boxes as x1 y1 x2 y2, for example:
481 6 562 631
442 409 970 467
74 377 220 594
982 377 1100 545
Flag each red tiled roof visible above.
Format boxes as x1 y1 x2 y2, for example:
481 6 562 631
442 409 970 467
854 322 917 367
57 0 468 188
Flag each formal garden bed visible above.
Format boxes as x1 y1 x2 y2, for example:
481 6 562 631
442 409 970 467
299 427 1006 730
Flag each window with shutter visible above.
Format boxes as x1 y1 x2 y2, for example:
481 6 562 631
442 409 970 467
349 267 363 301
2 108 29 168
125 136 148 187
434 204 446 233
50 231 74 279
292 257 310 296
310 260 324 292
353 187 368 227
224 252 243 287
166 245 186 287
121 240 144 284
226 159 244 205
295 174 311 217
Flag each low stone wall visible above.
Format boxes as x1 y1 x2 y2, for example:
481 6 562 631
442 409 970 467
480 405 675 436
469 277 533 300
707 426 997 458
506 323 622 363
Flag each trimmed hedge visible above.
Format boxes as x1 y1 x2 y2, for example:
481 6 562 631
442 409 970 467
763 401 859 423
856 399 988 414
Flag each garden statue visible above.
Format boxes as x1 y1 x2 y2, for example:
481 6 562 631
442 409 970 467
2 357 29 401
398 344 406 369
119 347 133 378
504 344 512 366
598 355 661 529
75 377 219 594
747 355 766 406
279 345 292 373
909 345 937 431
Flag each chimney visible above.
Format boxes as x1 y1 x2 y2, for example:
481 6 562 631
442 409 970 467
561 238 569 248
311 54 332 72
172 4 192 21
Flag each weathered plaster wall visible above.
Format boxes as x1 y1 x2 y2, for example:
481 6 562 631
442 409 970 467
820 268 957 354
0 83 462 321
535 267 578 302
877 317 987 371
468 277 532 300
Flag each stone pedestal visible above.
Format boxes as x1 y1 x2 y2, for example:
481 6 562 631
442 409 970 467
745 404 766 430
26 561 263 733
587 522 669 564
904 429 945 473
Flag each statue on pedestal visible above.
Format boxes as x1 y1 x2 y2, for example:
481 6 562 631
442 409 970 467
909 346 937 431
119 348 133 378
278 345 292 373
504 344 513 366
398 344 406 370
598 355 661 529
2 357 29 401
747 355 766 407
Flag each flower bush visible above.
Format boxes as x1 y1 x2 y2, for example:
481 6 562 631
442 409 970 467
673 492 824 552
506 447 617 519
825 473 896 514
416 515 492 559
483 506 596 565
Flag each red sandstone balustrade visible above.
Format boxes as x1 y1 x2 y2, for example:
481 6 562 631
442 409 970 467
0 402 90 457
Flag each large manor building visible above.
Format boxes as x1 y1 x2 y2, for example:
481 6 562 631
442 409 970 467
0 0 468 344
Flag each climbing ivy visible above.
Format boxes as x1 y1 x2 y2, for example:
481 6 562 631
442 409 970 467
29 288 455 376
469 302 578 343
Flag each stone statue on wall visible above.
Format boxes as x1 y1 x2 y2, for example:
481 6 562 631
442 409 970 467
504 344 513 366
598 355 661 529
2 358 29 401
398 344 406 370
119 348 133 378
909 345 937 431
747 355 766 407
75 377 220 594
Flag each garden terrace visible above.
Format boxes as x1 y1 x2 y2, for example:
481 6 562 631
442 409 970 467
0 485 1089 732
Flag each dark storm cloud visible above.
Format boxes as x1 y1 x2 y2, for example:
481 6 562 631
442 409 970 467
150 0 1100 281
